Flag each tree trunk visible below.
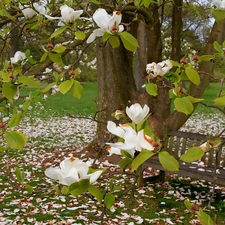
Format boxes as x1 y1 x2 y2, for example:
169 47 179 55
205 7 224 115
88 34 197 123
167 19 225 130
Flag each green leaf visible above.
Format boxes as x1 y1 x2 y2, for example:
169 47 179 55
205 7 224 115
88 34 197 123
120 31 139 52
15 167 24 184
102 32 111 42
18 76 40 87
104 193 115 209
69 179 90 196
50 26 68 39
42 83 56 93
184 199 192 210
180 147 204 163
59 80 74 95
40 52 48 63
213 9 225 22
70 80 83 98
61 186 69 195
146 83 158 96
118 157 132 170
91 0 101 4
88 185 103 203
143 0 153 7
26 184 34 194
134 0 142 6
8 112 22 128
197 208 214 225
120 150 133 158
164 72 180 83
0 146 5 153
108 35 120 48
53 46 66 53
187 96 204 103
1 71 11 82
5 131 27 150
199 55 213 62
214 95 225 106
48 52 63 65
213 41 223 53
131 150 154 171
159 151 179 171
174 97 193 115
75 31 86 40
2 82 17 100
185 67 200 85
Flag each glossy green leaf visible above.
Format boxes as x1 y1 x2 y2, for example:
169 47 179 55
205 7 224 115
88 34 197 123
199 55 213 62
159 151 179 171
18 76 40 87
69 179 90 196
104 193 115 209
40 52 48 63
70 80 83 98
108 35 120 48
143 0 153 7
187 96 204 103
213 41 223 53
214 95 225 106
164 72 180 83
102 32 111 42
131 150 154 171
50 26 68 39
88 185 103 203
5 131 27 150
213 9 225 22
48 52 63 65
16 167 24 183
120 31 138 52
75 31 86 40
59 80 73 94
197 208 214 225
91 0 101 4
61 186 69 195
174 97 193 115
1 71 11 82
185 67 200 85
42 83 56 93
2 82 17 99
120 150 133 158
118 157 132 170
26 184 34 194
146 83 158 96
53 45 66 53
180 147 204 163
184 199 192 210
8 111 22 128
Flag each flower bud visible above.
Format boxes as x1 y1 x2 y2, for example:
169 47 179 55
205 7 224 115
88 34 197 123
46 43 54 50
180 58 187 65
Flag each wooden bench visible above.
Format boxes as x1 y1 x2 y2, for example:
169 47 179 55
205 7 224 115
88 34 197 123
142 130 225 186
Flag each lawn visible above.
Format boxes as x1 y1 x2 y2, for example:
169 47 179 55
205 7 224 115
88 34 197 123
0 82 225 224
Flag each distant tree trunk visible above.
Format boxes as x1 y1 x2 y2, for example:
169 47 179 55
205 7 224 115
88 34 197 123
171 0 183 61
167 19 225 130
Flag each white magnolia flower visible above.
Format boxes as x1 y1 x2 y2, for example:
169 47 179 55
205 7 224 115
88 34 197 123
45 157 103 186
214 0 225 10
107 121 154 157
126 103 149 124
87 8 124 43
58 5 83 25
19 4 36 19
146 60 173 77
10 51 26 64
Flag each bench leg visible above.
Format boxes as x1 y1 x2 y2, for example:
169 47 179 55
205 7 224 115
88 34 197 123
159 170 165 182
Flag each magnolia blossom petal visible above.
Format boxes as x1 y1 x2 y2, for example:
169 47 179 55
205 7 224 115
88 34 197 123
107 145 121 156
126 103 149 124
10 51 26 64
138 130 154 151
33 2 46 15
88 170 103 184
107 121 125 138
60 5 83 23
108 11 122 32
45 168 62 180
93 8 111 30
214 0 225 10
86 29 105 43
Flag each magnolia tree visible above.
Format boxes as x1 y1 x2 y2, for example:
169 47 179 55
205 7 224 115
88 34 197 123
0 0 225 224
